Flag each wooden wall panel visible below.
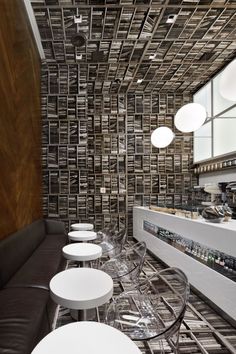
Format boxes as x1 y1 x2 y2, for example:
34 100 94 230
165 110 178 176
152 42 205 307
0 0 42 240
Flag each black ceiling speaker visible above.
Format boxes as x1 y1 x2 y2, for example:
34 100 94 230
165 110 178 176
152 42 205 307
90 43 107 62
114 79 121 84
71 33 87 47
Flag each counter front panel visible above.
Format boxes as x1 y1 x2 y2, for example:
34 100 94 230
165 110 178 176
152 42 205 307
133 207 236 323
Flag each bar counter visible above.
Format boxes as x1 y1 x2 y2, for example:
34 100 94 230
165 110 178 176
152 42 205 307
133 206 236 322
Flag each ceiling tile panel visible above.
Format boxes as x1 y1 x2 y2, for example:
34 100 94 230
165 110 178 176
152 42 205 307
31 0 236 93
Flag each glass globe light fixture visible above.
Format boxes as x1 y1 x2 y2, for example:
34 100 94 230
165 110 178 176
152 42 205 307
219 59 236 101
174 103 207 133
151 127 175 148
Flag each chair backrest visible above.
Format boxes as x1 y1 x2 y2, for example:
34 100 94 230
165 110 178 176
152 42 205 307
117 241 146 282
100 241 146 282
112 228 127 246
102 221 117 235
143 267 189 340
100 228 127 257
129 241 147 278
95 222 118 243
105 267 189 342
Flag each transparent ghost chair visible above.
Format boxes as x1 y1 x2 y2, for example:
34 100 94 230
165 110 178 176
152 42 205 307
100 228 127 257
105 267 189 353
100 241 146 286
92 226 127 268
95 221 118 244
97 221 117 241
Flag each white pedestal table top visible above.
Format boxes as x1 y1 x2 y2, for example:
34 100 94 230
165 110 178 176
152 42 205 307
68 230 97 242
71 223 94 231
62 243 102 261
50 268 113 310
31 321 142 354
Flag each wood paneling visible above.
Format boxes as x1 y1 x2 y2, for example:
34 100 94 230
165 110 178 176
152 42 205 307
0 0 42 240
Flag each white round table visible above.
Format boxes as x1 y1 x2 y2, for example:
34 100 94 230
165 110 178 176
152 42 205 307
71 223 94 231
68 230 97 242
32 321 142 354
50 268 113 320
62 243 102 267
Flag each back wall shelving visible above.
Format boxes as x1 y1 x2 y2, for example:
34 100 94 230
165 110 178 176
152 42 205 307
41 63 197 235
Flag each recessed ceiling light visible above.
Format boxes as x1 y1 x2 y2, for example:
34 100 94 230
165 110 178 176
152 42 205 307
149 54 156 60
137 79 143 83
74 15 82 23
76 53 82 60
166 14 178 24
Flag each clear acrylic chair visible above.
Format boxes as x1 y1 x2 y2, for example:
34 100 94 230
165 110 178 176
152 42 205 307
95 221 118 244
92 226 127 268
105 267 189 353
100 241 146 285
100 228 127 257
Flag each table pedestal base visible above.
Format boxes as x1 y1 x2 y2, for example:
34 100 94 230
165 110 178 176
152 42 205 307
70 309 87 321
70 308 97 321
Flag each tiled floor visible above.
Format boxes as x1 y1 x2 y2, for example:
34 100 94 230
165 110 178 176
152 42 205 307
56 243 236 354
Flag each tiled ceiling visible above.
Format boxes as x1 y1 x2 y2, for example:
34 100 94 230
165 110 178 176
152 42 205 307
31 0 236 94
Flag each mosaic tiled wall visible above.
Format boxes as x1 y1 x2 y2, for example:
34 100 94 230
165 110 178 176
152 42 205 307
41 64 197 234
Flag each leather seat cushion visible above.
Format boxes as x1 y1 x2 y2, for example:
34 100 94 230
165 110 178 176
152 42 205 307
0 287 49 354
39 233 67 251
0 220 45 289
6 234 67 290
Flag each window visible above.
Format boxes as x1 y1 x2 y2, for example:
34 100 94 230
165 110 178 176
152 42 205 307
193 65 236 163
193 121 212 162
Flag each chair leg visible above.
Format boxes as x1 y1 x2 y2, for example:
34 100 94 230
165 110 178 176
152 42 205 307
174 332 180 354
159 339 165 354
167 333 180 354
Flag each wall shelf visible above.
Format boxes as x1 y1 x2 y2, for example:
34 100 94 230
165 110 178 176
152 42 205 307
41 64 196 233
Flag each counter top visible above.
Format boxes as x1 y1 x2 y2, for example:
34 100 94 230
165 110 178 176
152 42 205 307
135 207 236 257
140 206 236 231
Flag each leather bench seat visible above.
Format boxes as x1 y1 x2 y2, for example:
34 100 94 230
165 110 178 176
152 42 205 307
0 219 67 354
0 287 49 354
0 220 45 289
6 233 66 290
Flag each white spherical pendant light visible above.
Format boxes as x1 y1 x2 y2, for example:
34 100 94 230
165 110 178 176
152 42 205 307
174 103 207 133
151 127 175 148
219 59 236 101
